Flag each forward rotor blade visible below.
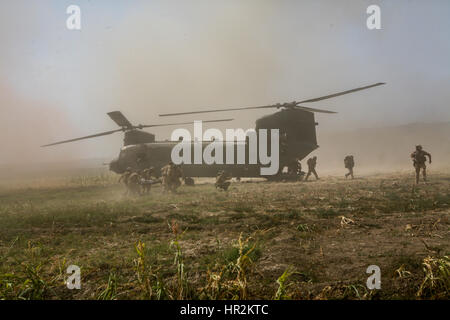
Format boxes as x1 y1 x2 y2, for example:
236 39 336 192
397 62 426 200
297 82 386 104
159 106 274 117
295 106 337 114
107 111 133 128
41 129 123 147
139 118 234 128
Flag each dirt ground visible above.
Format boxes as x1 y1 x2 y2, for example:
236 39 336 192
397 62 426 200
0 170 448 300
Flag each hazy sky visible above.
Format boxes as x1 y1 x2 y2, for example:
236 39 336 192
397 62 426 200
0 0 449 164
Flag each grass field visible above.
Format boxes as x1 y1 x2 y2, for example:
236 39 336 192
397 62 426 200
0 171 449 300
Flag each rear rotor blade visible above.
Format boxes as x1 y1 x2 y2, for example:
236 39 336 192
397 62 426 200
295 106 337 114
297 82 385 104
159 82 385 117
41 129 123 147
107 111 133 128
159 106 275 117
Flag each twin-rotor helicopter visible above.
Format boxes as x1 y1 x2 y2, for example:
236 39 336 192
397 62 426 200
42 82 385 180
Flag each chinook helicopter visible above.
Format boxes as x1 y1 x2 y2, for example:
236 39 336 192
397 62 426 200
42 82 385 180
158 82 385 179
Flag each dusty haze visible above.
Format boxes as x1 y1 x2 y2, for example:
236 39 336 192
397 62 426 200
0 1 449 176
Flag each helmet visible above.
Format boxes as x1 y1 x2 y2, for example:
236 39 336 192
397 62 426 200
416 145 422 150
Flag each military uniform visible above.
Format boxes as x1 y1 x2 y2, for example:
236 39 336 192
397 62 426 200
118 168 133 195
127 172 142 195
141 167 156 194
162 162 183 192
344 155 355 179
215 171 232 191
305 156 319 181
161 164 170 191
184 177 195 186
411 145 431 184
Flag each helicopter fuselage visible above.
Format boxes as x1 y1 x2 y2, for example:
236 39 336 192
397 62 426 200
110 109 320 178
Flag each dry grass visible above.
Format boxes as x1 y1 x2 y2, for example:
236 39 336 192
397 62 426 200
0 170 449 299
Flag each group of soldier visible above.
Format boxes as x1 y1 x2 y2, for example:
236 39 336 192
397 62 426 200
119 166 159 196
119 161 234 196
119 161 188 196
288 154 355 181
289 144 431 185
119 145 432 195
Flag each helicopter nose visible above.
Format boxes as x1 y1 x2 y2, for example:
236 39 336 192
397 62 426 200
109 158 121 173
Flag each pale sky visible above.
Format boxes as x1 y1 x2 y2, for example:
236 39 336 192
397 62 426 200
0 0 449 164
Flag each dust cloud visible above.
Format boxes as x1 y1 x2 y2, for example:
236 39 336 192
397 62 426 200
314 122 450 175
0 82 80 164
0 1 449 179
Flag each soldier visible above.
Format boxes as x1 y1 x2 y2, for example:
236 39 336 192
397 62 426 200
169 163 183 192
215 170 232 191
162 162 183 192
127 171 142 195
118 167 133 195
141 167 156 194
305 156 319 181
410 145 432 184
344 155 355 179
183 177 195 186
161 163 170 192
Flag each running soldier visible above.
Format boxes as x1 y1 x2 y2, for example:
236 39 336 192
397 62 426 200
305 156 319 181
344 155 355 179
215 170 232 191
410 145 432 184
127 171 142 195
162 162 183 192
